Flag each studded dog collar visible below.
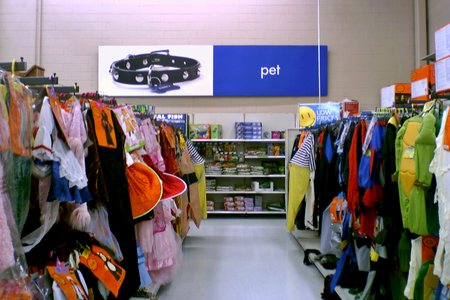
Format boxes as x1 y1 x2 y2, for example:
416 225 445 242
109 50 201 93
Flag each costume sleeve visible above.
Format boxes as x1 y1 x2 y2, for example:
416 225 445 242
394 121 407 179
404 237 421 299
32 97 55 161
415 112 436 187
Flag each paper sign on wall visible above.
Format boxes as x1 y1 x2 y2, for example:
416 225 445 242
297 102 340 128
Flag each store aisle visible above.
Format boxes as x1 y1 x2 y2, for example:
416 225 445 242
157 218 324 300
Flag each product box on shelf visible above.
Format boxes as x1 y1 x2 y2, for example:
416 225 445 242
210 124 222 139
271 131 285 139
251 181 274 191
255 195 263 208
244 197 254 211
341 99 359 117
189 124 210 139
206 200 215 211
236 134 263 140
266 144 284 156
235 122 263 139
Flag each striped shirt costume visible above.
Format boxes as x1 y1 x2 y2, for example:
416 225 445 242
290 133 315 171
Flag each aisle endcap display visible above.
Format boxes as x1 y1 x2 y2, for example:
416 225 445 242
189 115 290 215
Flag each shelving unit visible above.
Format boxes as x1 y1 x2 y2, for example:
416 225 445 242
206 191 285 194
189 112 296 216
193 138 287 215
207 210 285 215
206 174 285 178
192 138 286 143
244 155 286 159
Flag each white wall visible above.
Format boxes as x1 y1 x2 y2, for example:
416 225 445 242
0 0 36 67
1 0 419 112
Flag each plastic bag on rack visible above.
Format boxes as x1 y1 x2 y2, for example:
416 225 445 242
5 74 33 235
329 193 347 258
21 175 60 253
0 158 35 299
87 205 124 261
0 73 40 298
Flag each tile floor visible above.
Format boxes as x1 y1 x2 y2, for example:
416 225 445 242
157 218 324 300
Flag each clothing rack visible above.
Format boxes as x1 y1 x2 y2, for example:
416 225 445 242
30 82 80 94
18 73 58 86
0 57 27 72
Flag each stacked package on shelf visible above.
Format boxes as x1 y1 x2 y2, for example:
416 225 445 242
223 196 248 211
216 185 234 192
223 196 235 211
233 196 246 212
206 201 215 211
254 195 263 211
246 146 266 156
250 166 264 175
244 197 254 211
206 162 222 175
206 179 217 191
236 163 251 175
234 184 252 191
262 161 281 175
221 162 237 175
235 122 263 139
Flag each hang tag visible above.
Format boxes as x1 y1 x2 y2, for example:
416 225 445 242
55 264 68 274
91 100 117 149
403 146 415 159
370 247 379 262
81 246 91 259
150 83 181 93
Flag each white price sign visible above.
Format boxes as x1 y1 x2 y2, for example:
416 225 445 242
436 23 450 61
411 78 428 99
436 57 450 93
380 85 395 108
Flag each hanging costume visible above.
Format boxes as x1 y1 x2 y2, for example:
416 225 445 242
315 126 340 232
6 74 33 235
86 109 140 299
186 139 207 220
287 133 315 231
347 119 367 230
395 111 436 235
404 235 439 299
430 107 450 285
179 145 202 228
